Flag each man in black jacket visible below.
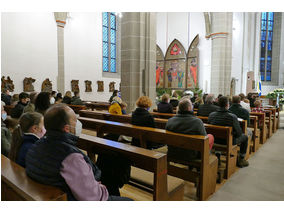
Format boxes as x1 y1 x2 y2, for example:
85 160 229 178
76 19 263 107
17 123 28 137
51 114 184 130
208 96 249 168
11 92 29 118
229 95 250 125
197 94 220 116
158 93 173 113
166 97 214 162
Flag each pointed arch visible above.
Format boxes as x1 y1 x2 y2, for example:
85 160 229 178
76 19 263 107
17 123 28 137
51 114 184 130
164 39 186 89
156 45 165 88
187 34 199 89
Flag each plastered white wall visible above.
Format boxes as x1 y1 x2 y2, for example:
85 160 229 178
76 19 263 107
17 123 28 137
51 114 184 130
1 12 120 102
156 12 212 93
1 12 58 94
64 12 120 102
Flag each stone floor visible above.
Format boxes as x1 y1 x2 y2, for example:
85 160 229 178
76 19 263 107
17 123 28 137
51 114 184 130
209 111 284 201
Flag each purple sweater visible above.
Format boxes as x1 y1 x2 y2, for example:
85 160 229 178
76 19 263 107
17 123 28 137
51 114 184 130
60 153 109 201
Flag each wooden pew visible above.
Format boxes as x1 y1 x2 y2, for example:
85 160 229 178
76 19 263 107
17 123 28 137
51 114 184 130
264 108 277 133
264 110 273 138
68 104 87 114
79 110 237 179
1 155 67 201
78 117 218 201
276 107 280 129
249 116 260 152
250 112 267 144
77 134 184 201
4 105 15 116
84 102 110 111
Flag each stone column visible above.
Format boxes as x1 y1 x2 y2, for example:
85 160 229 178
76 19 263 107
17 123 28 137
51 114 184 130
54 12 67 94
210 12 233 96
120 12 156 113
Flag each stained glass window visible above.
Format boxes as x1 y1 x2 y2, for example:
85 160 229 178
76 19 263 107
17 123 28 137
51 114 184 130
102 12 117 73
260 12 274 81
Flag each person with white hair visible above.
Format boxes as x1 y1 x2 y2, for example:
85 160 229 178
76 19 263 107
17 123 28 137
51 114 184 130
166 96 214 162
197 94 220 116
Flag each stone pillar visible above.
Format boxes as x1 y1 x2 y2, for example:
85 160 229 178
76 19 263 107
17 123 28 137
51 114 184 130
210 12 233 96
54 12 67 94
120 12 156 113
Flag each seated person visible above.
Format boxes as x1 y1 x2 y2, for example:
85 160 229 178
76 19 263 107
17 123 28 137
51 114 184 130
9 112 45 167
239 93 251 112
11 94 19 106
25 104 132 201
109 96 123 115
166 97 214 162
35 92 51 115
251 100 265 128
247 93 256 107
229 95 250 127
11 92 30 118
55 93 63 104
213 94 223 106
190 93 198 104
193 97 203 109
197 94 220 117
157 93 173 113
23 92 38 113
62 91 72 104
131 96 164 149
121 101 127 115
1 103 11 157
50 91 57 105
71 91 83 105
169 91 179 108
109 90 118 103
208 96 249 168
1 88 11 105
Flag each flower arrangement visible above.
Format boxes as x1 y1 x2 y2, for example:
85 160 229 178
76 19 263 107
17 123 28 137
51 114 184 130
266 88 284 99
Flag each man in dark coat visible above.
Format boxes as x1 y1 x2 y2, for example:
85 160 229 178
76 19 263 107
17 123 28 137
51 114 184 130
11 92 29 118
208 96 249 168
158 93 173 113
1 89 11 105
197 94 220 117
229 95 250 126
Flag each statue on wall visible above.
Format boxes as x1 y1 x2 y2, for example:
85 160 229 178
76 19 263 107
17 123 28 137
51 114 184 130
109 81 115 92
71 80 79 93
230 78 236 97
41 78 52 93
97 81 104 92
85 80 92 92
23 77 36 92
1 76 15 92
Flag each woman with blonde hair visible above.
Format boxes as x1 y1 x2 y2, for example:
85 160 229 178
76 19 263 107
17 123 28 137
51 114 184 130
131 96 164 149
62 91 72 104
158 93 173 113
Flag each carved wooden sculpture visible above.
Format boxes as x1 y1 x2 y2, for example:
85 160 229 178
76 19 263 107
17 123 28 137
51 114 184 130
97 81 104 92
41 78 52 93
23 77 36 92
71 80 79 93
85 80 92 92
1 76 15 92
109 81 115 92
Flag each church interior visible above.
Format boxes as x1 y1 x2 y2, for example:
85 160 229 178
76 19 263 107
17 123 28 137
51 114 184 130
1 1 284 209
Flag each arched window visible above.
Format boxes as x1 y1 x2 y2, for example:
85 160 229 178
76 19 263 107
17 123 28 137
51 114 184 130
260 12 274 81
164 39 186 89
187 35 199 88
102 12 117 73
156 45 165 88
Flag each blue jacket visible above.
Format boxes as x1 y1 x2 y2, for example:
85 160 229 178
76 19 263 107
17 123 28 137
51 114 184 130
16 134 39 167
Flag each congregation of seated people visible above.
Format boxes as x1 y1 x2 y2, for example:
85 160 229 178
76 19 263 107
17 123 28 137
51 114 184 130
1 87 266 200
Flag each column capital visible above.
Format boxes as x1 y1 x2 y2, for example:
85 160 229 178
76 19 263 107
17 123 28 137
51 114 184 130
54 12 68 28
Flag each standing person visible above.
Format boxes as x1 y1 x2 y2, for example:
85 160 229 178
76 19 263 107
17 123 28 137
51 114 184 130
62 91 72 104
157 93 173 113
1 89 11 105
35 92 51 115
166 97 214 162
197 94 220 117
25 104 132 201
1 103 11 157
70 91 83 105
50 91 57 105
23 92 38 113
208 96 249 168
109 90 118 103
131 96 164 149
11 92 30 118
9 112 45 167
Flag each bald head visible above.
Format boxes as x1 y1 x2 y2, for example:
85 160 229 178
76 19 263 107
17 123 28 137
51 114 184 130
178 97 193 113
44 103 76 133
